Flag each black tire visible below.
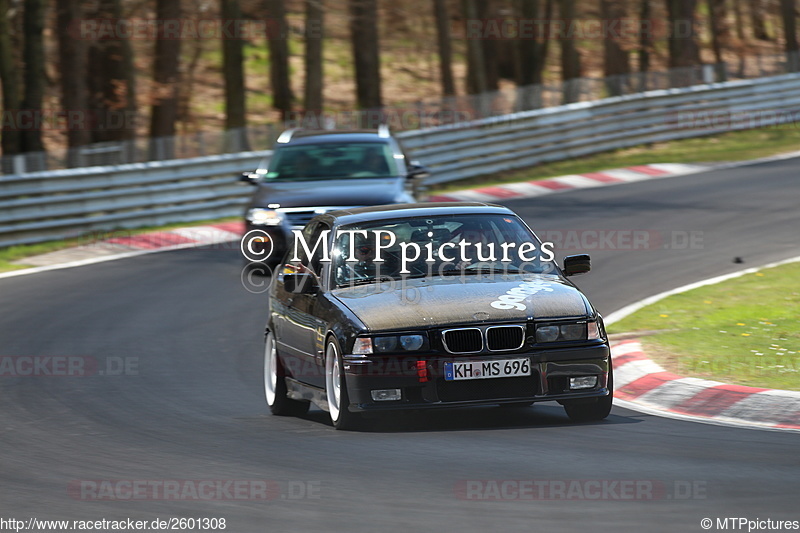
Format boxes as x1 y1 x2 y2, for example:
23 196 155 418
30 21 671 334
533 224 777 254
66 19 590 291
563 365 614 422
324 337 362 430
264 331 310 417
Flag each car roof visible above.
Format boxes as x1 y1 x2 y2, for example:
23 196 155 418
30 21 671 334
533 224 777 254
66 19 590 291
277 129 393 145
314 202 515 227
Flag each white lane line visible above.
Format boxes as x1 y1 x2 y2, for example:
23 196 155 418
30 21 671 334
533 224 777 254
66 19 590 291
604 255 800 326
0 240 237 280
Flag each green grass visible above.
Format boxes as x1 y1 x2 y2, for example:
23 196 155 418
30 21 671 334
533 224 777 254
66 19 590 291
429 127 800 193
0 217 240 273
608 262 800 391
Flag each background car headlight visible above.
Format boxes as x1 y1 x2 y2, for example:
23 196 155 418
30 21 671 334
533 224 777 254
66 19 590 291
247 208 282 226
400 335 424 351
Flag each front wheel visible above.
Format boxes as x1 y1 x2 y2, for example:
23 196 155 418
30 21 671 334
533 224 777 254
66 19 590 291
264 331 310 417
563 365 613 422
325 337 361 430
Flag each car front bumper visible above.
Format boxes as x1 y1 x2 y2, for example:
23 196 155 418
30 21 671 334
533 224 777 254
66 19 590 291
342 344 611 412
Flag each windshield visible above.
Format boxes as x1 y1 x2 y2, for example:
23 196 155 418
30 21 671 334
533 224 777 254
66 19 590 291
331 214 556 287
265 142 400 180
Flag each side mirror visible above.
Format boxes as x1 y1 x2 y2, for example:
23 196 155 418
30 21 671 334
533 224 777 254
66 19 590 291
407 161 430 180
240 172 260 185
563 254 591 276
283 272 318 294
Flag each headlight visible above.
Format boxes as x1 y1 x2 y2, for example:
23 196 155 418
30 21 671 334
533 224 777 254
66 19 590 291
535 325 560 343
560 324 585 341
535 322 600 343
247 208 282 226
354 334 428 354
374 337 398 352
400 335 425 351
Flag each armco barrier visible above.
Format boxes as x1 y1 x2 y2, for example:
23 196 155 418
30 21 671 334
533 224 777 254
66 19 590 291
398 73 800 184
0 151 269 247
2 73 800 247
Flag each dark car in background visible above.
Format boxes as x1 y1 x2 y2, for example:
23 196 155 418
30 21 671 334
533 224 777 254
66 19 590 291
240 127 429 265
263 202 613 430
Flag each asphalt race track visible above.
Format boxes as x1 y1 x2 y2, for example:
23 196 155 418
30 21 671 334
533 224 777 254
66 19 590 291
1 158 799 532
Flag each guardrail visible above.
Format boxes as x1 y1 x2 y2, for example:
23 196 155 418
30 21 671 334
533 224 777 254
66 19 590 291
2 72 800 247
0 151 269 247
399 72 800 184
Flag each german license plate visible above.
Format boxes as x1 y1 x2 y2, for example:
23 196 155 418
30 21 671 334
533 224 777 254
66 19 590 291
444 358 531 381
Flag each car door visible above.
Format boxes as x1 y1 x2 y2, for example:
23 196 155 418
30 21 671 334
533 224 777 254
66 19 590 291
278 222 330 388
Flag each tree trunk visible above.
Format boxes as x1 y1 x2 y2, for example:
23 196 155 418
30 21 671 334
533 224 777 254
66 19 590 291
463 0 487 95
639 0 652 74
0 0 21 160
665 0 700 68
749 0 770 40
707 0 729 80
433 0 455 96
349 0 382 112
149 0 182 158
601 0 631 96
266 0 293 121
222 0 247 150
781 0 799 70
515 0 546 86
478 0 499 91
87 0 137 146
559 0 582 102
21 0 45 154
539 0 554 83
304 0 325 116
733 0 746 41
514 0 552 109
57 0 91 164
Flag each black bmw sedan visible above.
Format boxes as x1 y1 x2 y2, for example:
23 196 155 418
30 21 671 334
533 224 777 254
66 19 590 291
263 202 612 429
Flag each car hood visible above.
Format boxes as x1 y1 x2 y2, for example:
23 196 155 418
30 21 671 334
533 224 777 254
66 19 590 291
250 177 407 209
331 274 593 331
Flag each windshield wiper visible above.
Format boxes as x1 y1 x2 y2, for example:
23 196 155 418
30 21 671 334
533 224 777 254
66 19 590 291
337 275 399 287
